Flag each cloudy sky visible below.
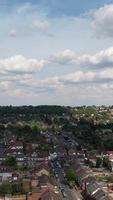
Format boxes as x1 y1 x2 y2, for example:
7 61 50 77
0 0 113 106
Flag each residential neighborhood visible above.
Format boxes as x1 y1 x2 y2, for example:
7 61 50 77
0 106 113 199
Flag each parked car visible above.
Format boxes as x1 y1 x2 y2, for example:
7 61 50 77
61 189 67 197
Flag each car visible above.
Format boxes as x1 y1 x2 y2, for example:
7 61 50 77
55 173 58 178
61 190 67 198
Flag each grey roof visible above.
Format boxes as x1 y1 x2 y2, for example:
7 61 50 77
38 174 49 186
86 182 99 195
92 189 106 200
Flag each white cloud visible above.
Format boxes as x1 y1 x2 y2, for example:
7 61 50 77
92 4 113 38
50 47 113 68
50 49 76 64
33 19 50 29
0 55 47 74
18 67 113 95
1 48 113 95
9 67 113 106
0 48 113 105
44 68 113 86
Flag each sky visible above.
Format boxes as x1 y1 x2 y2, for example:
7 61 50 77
0 0 113 106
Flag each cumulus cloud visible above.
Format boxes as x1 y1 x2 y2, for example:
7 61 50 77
50 47 113 68
0 55 47 74
1 47 113 94
91 4 113 38
44 68 113 86
0 48 113 105
18 67 113 95
50 49 76 65
0 55 48 95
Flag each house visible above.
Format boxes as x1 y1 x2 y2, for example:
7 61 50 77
0 166 13 181
92 189 108 200
27 188 48 200
38 174 50 188
4 195 26 200
8 141 23 151
6 141 23 157
0 154 6 164
40 189 60 200
74 161 93 188
16 154 27 167
84 177 110 200
27 152 38 167
31 164 49 177
22 178 31 192
27 188 60 200
81 176 96 191
31 178 38 188
74 159 110 200
31 143 39 150
77 169 92 188
38 152 49 162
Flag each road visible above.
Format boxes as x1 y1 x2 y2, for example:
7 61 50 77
52 160 83 200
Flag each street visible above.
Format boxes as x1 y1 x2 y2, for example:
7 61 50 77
52 160 83 200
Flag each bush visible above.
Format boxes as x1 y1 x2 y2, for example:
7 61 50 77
66 169 76 183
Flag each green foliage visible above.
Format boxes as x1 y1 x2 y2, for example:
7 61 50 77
4 156 17 167
0 105 113 152
103 139 113 151
0 183 23 195
0 183 12 195
0 105 68 117
96 175 113 183
96 157 102 168
66 169 76 183
103 157 112 171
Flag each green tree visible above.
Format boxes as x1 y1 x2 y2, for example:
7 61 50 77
4 156 17 167
66 169 76 183
96 157 102 168
0 183 23 195
0 183 12 195
103 157 112 171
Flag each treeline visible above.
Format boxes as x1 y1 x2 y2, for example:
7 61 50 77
0 105 113 152
0 105 68 116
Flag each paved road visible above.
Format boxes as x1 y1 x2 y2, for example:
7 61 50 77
52 161 83 200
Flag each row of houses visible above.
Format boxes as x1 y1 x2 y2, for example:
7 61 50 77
0 138 49 168
73 160 110 200
22 163 60 200
0 162 60 200
0 161 50 182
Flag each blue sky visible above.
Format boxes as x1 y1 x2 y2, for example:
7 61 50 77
1 0 113 16
0 0 113 105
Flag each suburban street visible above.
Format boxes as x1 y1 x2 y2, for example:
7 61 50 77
52 160 83 200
